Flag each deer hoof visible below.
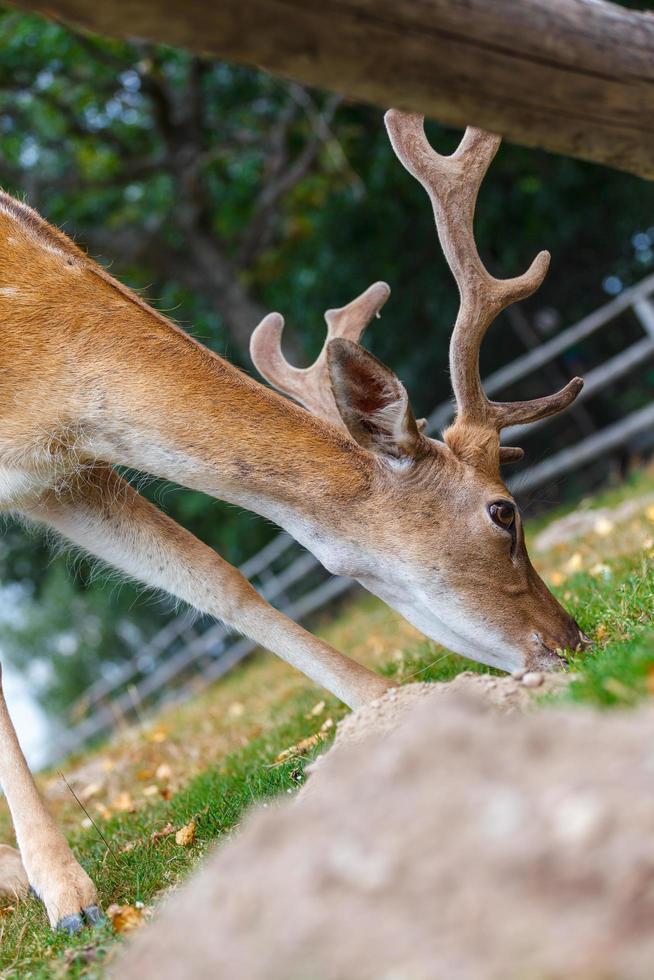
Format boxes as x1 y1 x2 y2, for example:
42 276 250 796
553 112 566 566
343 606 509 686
83 904 104 926
57 912 84 934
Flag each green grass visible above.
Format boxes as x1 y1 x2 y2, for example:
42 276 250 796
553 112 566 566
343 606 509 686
0 686 342 977
0 465 652 975
561 555 654 707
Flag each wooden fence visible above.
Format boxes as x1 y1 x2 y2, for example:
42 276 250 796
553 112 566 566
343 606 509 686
52 274 654 757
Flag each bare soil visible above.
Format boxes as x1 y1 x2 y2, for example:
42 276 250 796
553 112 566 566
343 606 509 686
116 677 654 980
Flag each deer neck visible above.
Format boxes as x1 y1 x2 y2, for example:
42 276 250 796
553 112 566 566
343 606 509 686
85 320 375 552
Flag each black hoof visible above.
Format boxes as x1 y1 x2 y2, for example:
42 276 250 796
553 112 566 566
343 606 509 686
83 905 104 926
57 912 84 934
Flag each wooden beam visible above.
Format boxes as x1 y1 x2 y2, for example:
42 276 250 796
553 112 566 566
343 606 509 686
11 0 654 179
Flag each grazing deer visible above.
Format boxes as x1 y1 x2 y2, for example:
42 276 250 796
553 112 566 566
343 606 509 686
0 109 587 932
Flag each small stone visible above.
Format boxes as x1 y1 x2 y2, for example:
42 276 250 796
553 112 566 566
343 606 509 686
511 669 526 681
522 671 544 688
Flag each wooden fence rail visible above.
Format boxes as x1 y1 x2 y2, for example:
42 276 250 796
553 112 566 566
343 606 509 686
52 274 654 758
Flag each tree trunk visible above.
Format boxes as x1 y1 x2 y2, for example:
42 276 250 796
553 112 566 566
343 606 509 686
12 0 654 180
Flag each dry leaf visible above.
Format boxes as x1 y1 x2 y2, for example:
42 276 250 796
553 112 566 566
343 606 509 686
152 822 175 842
595 623 608 641
645 504 654 524
142 785 159 797
112 792 136 813
602 678 632 700
227 701 245 718
175 820 196 846
147 728 167 744
107 903 144 934
593 517 614 537
155 763 172 782
549 571 565 586
647 666 654 697
320 717 334 733
563 552 583 575
275 733 321 764
306 700 325 719
78 781 103 802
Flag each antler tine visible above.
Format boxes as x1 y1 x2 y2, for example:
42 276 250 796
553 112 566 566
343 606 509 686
384 109 582 433
250 281 391 429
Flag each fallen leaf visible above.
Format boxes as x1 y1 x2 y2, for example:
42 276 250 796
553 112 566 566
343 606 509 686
275 733 321 764
142 785 158 797
306 700 325 719
112 792 136 813
645 505 654 524
155 763 172 782
107 904 143 934
78 782 103 803
602 678 633 701
228 701 245 718
549 571 565 586
175 820 196 846
152 822 175 842
595 623 608 641
647 666 654 697
593 517 614 537
563 552 583 575
147 728 167 744
320 717 334 734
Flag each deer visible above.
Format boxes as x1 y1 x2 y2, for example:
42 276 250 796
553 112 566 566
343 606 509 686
0 109 588 934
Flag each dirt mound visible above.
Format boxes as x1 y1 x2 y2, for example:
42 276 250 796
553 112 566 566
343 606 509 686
332 669 568 751
116 683 654 980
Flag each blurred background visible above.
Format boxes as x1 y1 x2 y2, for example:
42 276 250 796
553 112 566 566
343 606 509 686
0 5 652 763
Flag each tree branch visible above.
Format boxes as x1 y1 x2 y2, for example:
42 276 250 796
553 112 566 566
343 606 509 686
14 0 654 179
238 90 341 267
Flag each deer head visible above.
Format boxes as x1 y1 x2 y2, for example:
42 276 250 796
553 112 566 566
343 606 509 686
250 110 589 674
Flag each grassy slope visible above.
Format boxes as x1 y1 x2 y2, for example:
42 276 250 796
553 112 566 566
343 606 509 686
0 464 652 976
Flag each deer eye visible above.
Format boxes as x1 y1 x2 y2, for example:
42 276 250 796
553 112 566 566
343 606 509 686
488 501 515 531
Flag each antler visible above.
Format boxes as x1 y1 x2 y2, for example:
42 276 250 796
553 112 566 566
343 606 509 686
384 110 583 435
250 281 391 430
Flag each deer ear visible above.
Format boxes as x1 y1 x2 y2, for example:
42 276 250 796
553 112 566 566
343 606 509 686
327 338 426 460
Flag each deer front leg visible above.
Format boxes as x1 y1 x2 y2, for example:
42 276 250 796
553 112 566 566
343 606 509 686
0 664 100 932
24 465 391 712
